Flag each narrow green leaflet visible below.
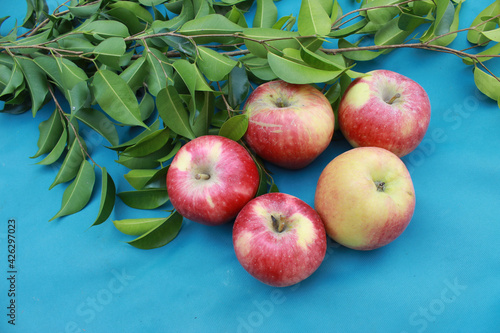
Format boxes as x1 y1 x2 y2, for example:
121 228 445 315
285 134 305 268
91 167 116 226
113 217 167 236
67 1 100 18
31 108 64 158
35 126 67 166
49 138 86 189
73 108 120 146
0 63 23 97
253 0 278 28
156 86 196 140
120 57 147 93
145 48 173 96
218 114 249 141
122 128 170 157
127 211 183 250
172 59 212 95
93 37 127 69
50 160 96 221
267 52 343 84
179 13 244 35
108 118 160 151
92 69 147 128
124 169 158 190
118 188 169 210
298 0 332 36
467 1 500 45
197 46 238 82
227 65 250 108
474 67 500 106
481 28 500 42
191 91 214 137
16 57 49 116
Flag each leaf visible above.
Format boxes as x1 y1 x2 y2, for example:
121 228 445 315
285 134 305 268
298 0 332 36
92 69 147 128
157 86 196 140
267 52 343 84
68 1 101 18
338 38 382 61
179 13 244 35
78 20 130 39
31 108 64 159
329 18 368 38
73 108 119 146
127 211 183 250
253 0 278 28
55 57 89 91
110 1 154 24
172 59 212 95
481 27 500 42
191 91 214 137
49 138 86 189
122 128 171 157
218 114 248 141
227 64 250 108
374 16 414 46
16 57 49 116
113 217 167 236
35 126 67 165
120 56 147 93
93 37 127 69
197 46 238 82
139 92 155 121
91 167 116 227
474 67 500 105
108 118 160 151
0 63 24 97
50 160 96 221
242 28 302 58
300 47 346 71
118 188 169 210
467 1 500 44
145 48 173 96
124 169 158 190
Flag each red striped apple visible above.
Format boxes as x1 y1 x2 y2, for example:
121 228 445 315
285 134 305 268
243 80 335 169
338 70 431 157
233 192 327 287
166 135 259 226
315 147 416 250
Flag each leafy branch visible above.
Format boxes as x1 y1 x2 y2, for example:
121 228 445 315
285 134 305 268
2 0 500 249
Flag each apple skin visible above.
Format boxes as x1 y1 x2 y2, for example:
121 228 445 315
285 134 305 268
233 192 327 287
338 69 431 157
243 80 335 169
166 135 260 226
314 147 416 251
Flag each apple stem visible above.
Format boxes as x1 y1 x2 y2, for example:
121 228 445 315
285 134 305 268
195 173 211 180
387 93 401 105
375 181 386 192
271 215 286 233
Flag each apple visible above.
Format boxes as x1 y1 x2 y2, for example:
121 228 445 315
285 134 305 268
338 69 431 157
166 135 260 226
233 192 327 287
314 147 416 251
243 80 335 169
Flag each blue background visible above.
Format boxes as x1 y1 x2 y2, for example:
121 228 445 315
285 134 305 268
1 1 500 332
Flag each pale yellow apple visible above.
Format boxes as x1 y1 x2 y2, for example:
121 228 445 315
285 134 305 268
314 147 416 250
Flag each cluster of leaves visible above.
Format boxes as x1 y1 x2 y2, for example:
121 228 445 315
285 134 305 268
1 0 500 249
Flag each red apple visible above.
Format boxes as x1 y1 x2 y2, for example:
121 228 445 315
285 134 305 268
166 135 260 226
338 69 431 157
233 192 327 287
243 80 335 169
315 147 416 250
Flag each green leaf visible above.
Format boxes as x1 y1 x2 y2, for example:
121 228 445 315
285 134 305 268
474 67 500 105
16 57 49 116
68 2 101 18
120 57 147 93
191 91 215 137
108 118 160 151
157 86 196 140
145 48 173 96
127 211 183 250
122 128 171 157
0 63 24 97
179 13 244 35
50 160 96 221
78 20 130 39
31 108 64 159
227 64 250 108
329 18 368 37
113 217 167 236
242 28 302 58
49 138 86 189
35 126 67 165
298 0 332 36
481 27 500 42
338 38 382 61
124 169 158 190
139 92 155 121
197 46 238 82
139 0 169 6
73 108 119 146
467 1 500 44
300 47 346 71
374 16 414 46
118 188 169 210
91 167 116 227
218 114 248 141
55 57 89 91
172 59 212 95
92 69 147 128
110 1 154 24
267 52 343 84
253 0 278 28
94 37 127 69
